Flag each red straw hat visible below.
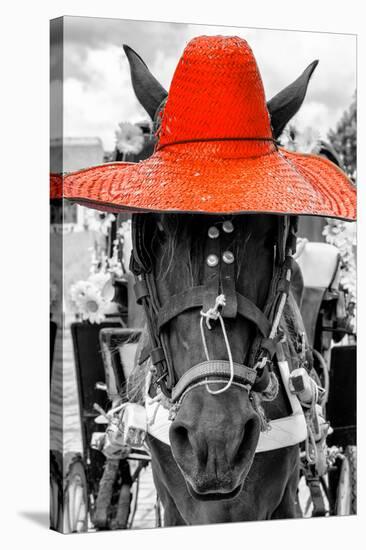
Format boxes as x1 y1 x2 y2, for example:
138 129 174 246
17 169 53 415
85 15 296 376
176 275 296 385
50 173 62 201
64 36 356 220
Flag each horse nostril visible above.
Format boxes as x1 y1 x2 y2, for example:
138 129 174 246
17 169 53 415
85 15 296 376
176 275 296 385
170 422 198 463
173 425 189 445
170 422 191 452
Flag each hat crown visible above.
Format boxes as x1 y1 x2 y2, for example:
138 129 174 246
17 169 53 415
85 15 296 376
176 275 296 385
159 36 273 147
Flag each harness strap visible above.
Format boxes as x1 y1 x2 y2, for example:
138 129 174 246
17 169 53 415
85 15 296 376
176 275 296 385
236 293 271 337
252 366 271 393
248 216 297 367
135 273 173 396
304 473 327 517
157 286 204 328
171 360 256 403
203 228 221 313
260 335 283 358
220 228 237 318
157 287 271 337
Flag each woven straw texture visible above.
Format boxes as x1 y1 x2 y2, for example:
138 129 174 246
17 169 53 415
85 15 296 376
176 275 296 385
50 173 62 200
64 35 356 220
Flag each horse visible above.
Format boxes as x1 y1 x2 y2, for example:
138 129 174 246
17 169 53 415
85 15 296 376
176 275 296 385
123 44 316 525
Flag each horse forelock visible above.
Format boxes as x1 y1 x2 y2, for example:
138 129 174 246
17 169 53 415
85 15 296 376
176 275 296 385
151 213 274 294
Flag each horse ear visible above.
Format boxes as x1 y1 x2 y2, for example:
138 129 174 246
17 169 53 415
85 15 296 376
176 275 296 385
123 44 168 120
267 60 319 139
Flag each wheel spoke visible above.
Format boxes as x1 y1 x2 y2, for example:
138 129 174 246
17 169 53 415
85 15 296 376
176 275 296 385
68 480 76 530
50 480 58 527
337 458 351 515
63 461 88 533
77 502 87 532
74 485 84 531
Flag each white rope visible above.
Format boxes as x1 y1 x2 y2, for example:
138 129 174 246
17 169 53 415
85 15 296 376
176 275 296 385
200 294 235 395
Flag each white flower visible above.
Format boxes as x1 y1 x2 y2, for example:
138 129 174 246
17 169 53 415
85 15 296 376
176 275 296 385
69 280 106 323
70 280 94 306
88 272 111 292
115 122 144 155
117 219 132 238
82 290 105 324
84 208 115 235
282 126 321 154
89 271 116 301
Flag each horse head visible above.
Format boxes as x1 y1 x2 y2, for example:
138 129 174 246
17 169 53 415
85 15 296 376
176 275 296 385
125 44 317 500
144 213 284 499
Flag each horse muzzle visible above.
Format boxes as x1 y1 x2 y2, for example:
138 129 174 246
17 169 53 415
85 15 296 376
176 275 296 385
169 381 261 501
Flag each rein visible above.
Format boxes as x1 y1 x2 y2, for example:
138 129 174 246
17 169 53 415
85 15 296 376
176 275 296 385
130 214 298 409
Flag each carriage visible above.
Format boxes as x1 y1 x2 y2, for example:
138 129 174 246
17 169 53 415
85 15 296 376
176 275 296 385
50 312 161 532
51 34 357 530
50 132 161 533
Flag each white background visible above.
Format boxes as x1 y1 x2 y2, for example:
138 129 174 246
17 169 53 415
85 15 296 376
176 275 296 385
0 1 364 549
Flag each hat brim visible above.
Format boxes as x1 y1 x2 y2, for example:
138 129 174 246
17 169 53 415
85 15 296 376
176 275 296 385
63 146 356 220
50 173 63 201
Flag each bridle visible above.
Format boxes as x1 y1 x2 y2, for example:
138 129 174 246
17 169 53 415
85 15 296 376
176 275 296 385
130 213 298 406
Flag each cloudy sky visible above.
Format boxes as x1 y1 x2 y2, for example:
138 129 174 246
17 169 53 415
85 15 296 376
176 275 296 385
51 16 356 152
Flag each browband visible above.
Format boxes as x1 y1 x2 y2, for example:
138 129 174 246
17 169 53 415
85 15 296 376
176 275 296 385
154 286 271 337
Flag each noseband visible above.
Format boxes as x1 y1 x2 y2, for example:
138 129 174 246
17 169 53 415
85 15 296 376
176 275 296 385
130 214 298 404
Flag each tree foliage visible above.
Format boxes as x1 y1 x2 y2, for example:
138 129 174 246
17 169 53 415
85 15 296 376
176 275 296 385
327 94 356 181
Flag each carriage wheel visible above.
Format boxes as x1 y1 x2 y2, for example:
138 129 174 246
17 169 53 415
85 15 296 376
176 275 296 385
50 474 61 530
63 458 88 533
297 473 328 518
110 483 132 529
336 445 357 516
155 494 163 527
50 453 62 531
